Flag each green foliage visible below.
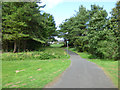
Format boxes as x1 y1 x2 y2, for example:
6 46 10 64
38 53 56 60
59 3 119 60
2 47 69 61
59 5 89 48
2 2 56 52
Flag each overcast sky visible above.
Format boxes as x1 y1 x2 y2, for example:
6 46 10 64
39 0 118 41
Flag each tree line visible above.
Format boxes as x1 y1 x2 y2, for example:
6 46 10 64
59 1 120 60
2 2 56 52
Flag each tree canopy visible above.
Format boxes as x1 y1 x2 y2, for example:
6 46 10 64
59 2 120 60
2 2 56 52
2 1 120 60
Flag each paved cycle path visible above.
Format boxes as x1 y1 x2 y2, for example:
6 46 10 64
50 50 116 88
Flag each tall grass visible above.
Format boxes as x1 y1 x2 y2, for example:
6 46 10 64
2 47 69 61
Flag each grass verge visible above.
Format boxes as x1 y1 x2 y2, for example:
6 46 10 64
2 47 71 88
67 47 118 87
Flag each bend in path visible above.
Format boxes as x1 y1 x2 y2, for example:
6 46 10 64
50 50 116 88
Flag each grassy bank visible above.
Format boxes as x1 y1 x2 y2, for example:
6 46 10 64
2 46 71 88
68 48 118 87
2 47 69 61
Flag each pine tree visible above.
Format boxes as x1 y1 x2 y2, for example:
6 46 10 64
2 2 56 52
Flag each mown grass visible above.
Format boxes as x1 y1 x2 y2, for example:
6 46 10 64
2 47 71 88
2 60 70 88
68 47 118 87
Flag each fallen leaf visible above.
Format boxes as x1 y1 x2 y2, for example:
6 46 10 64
4 83 13 86
30 79 36 81
37 68 41 71
10 85 19 88
29 76 32 78
22 83 27 86
16 81 21 84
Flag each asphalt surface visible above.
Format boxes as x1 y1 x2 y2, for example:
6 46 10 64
50 50 116 88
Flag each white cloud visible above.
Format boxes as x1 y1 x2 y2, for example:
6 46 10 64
40 0 63 9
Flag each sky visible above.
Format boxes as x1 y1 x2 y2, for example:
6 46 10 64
38 0 118 41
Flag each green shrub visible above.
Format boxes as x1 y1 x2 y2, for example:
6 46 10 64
97 40 118 59
2 48 69 61
38 53 56 60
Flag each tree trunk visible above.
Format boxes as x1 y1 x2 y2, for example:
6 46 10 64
6 43 8 52
18 40 20 52
23 40 26 52
13 40 17 53
4 41 8 52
